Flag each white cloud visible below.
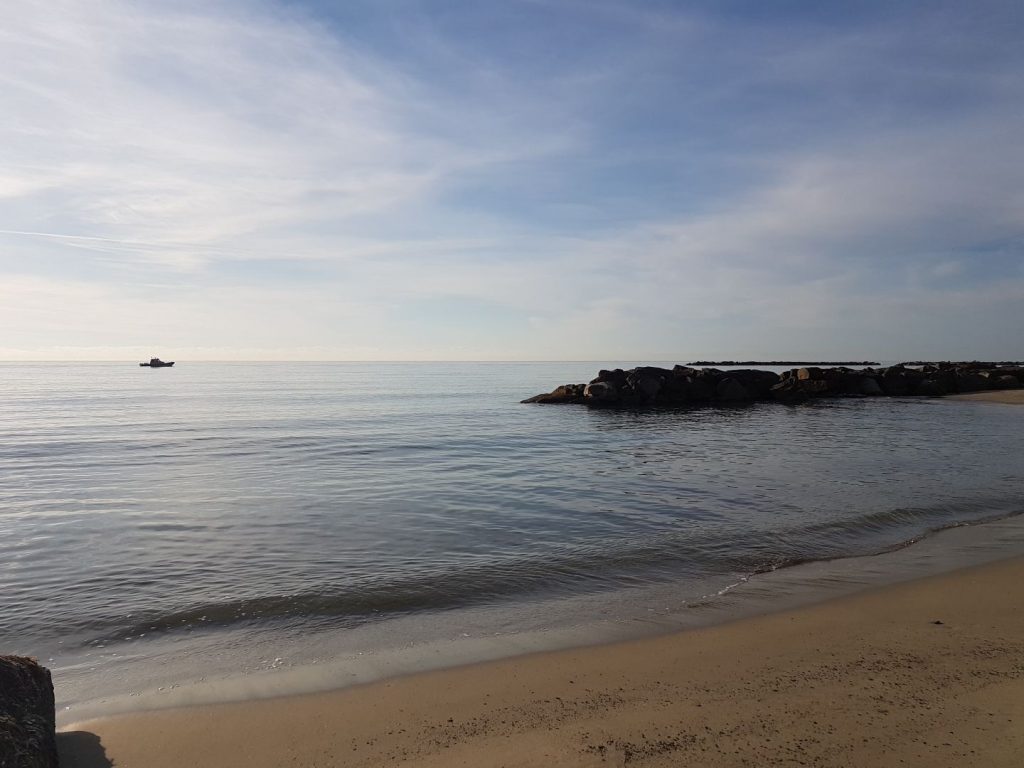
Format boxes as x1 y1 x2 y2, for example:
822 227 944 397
0 0 570 272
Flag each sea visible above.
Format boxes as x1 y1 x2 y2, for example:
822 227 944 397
1 361 1023 723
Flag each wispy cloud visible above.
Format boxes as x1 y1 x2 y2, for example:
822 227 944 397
2 0 1023 359
0 0 572 268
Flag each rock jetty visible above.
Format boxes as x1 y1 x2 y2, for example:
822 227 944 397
689 360 878 367
522 362 1024 407
0 656 58 768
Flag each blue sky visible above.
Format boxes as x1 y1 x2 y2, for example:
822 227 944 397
1 0 1022 360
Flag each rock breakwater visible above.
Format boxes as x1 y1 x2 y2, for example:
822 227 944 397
522 362 1024 407
689 360 879 367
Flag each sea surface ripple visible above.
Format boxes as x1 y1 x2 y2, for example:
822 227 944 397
2 362 1022 659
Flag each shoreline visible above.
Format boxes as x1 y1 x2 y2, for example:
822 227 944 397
60 553 1024 767
48 508 1024 727
948 389 1024 404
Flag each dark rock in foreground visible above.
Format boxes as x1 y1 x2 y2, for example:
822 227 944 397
0 656 58 768
522 362 1024 408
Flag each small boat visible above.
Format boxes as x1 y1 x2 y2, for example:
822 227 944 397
140 357 175 368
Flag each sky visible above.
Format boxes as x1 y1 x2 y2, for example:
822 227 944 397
1 0 1022 361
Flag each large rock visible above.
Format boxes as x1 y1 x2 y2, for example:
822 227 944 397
665 374 714 403
583 380 620 406
879 365 923 396
685 375 716 402
924 369 956 394
823 368 860 396
797 367 824 381
771 377 829 401
0 656 57 768
858 376 883 396
998 366 1024 380
520 384 585 404
916 378 948 397
955 371 989 393
627 369 665 403
671 365 698 377
630 366 675 380
716 377 752 401
993 374 1021 390
724 369 781 398
590 368 628 387
635 377 662 401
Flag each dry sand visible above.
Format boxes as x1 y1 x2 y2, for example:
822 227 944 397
949 389 1024 404
58 556 1024 767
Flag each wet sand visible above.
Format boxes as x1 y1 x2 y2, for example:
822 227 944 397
949 389 1024 404
59 556 1024 767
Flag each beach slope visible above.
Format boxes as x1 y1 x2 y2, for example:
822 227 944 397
60 557 1024 767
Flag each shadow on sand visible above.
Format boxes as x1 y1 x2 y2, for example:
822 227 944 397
57 731 114 768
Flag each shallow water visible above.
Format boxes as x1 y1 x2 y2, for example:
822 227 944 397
1 362 1022 714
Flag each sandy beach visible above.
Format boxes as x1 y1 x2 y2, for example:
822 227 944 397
949 390 1024 404
58 556 1024 767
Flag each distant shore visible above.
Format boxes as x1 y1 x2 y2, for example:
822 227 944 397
59 555 1024 767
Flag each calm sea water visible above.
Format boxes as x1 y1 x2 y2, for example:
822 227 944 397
2 362 1023 709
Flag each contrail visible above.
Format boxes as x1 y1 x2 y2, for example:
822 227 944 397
0 228 140 244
